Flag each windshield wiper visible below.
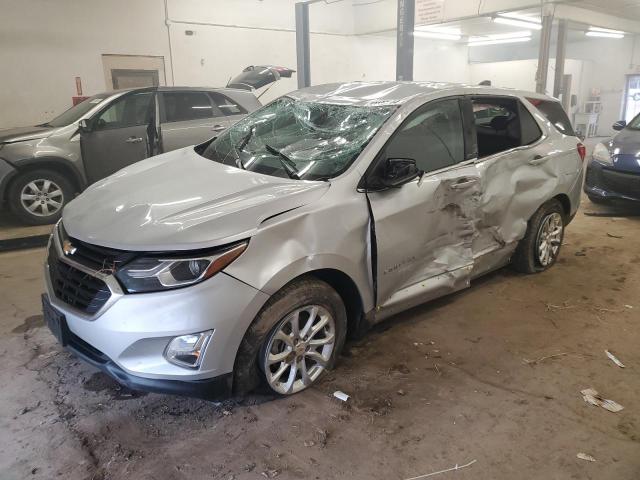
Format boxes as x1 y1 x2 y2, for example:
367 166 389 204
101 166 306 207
233 126 255 170
264 144 300 179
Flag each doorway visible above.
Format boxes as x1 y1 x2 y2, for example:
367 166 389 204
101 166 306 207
623 74 640 122
102 54 166 91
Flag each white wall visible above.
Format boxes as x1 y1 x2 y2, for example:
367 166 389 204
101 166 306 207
0 0 474 129
0 0 170 128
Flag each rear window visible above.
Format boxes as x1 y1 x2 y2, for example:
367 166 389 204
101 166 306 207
526 98 575 136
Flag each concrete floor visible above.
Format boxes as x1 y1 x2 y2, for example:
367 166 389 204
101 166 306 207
1 197 639 480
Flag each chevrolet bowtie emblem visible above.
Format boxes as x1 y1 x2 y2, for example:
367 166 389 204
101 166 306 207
62 240 77 256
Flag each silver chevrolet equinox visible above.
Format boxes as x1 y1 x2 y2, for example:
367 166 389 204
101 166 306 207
43 82 585 398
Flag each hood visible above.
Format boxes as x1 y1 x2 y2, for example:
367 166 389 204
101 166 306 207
0 125 55 144
609 129 640 173
227 65 295 91
62 147 329 251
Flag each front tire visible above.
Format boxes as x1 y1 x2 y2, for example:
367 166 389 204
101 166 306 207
234 277 347 396
7 170 74 225
512 199 565 274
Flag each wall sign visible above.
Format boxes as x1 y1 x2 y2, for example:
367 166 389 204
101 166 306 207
415 0 445 26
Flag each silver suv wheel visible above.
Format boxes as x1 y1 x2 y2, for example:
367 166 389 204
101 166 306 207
264 305 336 395
20 179 65 217
536 212 563 267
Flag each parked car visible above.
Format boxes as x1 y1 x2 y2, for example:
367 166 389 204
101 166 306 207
0 86 260 225
584 116 640 203
42 81 584 398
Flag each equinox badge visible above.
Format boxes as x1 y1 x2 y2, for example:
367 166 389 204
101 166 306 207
62 240 77 256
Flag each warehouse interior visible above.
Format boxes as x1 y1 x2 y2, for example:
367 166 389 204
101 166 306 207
1 1 639 479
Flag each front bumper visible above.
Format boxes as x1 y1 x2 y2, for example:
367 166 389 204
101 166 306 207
43 294 232 399
584 160 640 202
43 231 270 396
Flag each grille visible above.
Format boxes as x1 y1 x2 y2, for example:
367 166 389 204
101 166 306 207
47 241 112 315
59 224 133 273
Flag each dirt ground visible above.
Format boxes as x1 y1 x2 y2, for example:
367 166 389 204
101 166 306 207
1 196 639 480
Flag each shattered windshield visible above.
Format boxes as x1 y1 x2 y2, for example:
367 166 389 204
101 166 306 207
200 97 396 180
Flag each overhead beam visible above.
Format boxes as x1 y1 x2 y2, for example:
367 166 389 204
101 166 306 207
553 4 640 34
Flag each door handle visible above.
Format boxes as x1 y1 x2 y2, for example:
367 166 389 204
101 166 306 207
451 178 477 190
125 136 143 144
212 124 226 132
529 154 548 166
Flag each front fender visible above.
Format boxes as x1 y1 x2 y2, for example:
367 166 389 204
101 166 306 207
224 196 374 312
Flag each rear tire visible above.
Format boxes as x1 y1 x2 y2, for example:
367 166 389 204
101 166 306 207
8 170 74 225
234 277 347 396
512 199 565 274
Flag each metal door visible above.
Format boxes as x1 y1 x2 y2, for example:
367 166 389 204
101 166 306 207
81 90 155 184
159 91 228 152
366 97 481 312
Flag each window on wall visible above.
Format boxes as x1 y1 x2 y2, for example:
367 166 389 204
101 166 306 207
162 92 218 122
472 97 542 158
385 97 465 174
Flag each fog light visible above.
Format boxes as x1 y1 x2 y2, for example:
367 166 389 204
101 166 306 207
164 330 213 368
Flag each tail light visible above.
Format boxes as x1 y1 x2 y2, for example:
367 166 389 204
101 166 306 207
577 143 586 162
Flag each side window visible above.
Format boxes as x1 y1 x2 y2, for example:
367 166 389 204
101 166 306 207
526 98 575 136
162 92 217 122
94 92 153 130
385 98 465 173
210 92 247 116
472 96 541 158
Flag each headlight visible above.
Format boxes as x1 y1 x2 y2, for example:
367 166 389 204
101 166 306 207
592 142 613 165
165 330 213 368
116 241 247 293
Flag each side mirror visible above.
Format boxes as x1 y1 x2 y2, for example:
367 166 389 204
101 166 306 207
382 158 421 188
612 120 626 131
78 119 91 133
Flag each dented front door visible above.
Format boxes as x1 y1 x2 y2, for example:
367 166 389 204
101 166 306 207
366 97 481 314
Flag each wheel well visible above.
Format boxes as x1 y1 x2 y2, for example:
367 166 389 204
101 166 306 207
307 269 364 338
10 160 83 197
553 194 571 217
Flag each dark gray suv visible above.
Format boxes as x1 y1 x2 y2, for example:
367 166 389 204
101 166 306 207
0 86 260 224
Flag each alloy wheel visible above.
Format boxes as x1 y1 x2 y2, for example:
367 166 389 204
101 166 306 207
536 212 563 267
20 179 64 217
264 305 336 395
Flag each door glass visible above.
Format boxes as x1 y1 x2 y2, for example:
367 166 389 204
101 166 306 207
209 92 247 116
386 98 464 173
94 92 153 130
163 92 217 122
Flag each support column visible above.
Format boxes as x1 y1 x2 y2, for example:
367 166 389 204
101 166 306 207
535 13 553 94
295 2 311 88
396 0 415 81
553 19 568 98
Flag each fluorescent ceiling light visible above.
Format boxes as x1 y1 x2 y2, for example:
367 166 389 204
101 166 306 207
586 31 624 38
589 26 624 34
468 31 531 44
468 37 531 46
413 31 462 40
493 17 542 30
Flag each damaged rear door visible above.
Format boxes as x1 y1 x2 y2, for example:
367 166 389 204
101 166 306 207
364 96 481 320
